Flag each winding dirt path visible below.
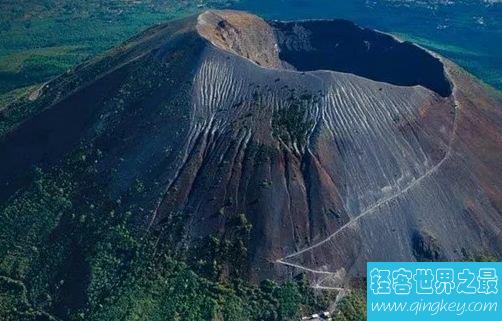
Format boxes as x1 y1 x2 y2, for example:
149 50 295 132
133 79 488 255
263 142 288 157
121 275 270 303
276 92 460 281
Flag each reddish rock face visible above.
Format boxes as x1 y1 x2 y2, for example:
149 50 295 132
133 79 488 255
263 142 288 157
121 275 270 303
0 10 500 286
197 10 284 69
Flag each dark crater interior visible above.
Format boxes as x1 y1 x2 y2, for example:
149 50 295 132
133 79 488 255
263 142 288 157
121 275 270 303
272 20 452 97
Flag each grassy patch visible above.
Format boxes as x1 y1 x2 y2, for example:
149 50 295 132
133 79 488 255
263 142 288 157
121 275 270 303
272 94 315 149
0 46 80 73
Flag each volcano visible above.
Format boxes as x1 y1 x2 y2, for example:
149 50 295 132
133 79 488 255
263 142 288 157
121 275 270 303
1 10 501 288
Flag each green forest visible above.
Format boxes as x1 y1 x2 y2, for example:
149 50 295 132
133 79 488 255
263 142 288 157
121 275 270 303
0 1 233 107
0 144 364 320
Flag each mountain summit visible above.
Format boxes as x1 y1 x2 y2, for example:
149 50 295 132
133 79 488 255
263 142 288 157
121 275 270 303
1 10 501 289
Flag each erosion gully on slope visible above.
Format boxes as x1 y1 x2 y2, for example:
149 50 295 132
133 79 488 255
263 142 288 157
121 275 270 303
275 69 460 290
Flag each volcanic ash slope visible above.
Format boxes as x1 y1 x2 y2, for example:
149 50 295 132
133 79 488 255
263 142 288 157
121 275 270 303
1 10 501 283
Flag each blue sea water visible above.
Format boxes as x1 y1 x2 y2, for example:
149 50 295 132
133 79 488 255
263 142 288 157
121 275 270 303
232 0 502 90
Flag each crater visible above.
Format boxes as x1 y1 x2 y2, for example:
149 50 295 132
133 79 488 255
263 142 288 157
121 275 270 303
272 20 452 97
197 11 452 97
